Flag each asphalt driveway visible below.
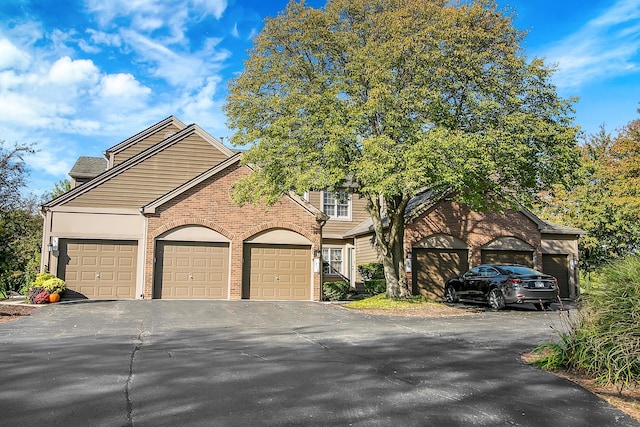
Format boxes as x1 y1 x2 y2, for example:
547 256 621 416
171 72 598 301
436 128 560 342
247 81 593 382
1 301 637 427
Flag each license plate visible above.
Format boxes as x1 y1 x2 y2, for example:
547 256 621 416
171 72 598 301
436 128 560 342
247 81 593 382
535 281 544 288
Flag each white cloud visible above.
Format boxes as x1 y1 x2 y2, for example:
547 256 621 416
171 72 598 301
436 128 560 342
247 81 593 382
119 29 230 89
191 0 228 20
0 0 234 188
48 56 100 86
0 38 31 70
541 0 640 88
99 73 151 98
86 29 123 48
85 0 228 43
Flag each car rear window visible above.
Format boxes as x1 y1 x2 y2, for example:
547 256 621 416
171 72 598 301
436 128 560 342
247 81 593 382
501 266 542 275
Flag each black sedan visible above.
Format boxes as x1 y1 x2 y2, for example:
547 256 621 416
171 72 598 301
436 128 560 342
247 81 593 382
444 264 559 310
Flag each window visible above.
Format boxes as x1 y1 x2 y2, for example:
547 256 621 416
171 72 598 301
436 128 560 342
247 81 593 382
323 190 350 219
323 248 343 275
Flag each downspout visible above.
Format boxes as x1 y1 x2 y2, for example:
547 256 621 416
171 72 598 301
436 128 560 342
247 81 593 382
38 205 49 273
316 214 328 301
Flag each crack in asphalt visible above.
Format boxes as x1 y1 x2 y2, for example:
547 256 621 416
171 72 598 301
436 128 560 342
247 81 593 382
125 330 146 427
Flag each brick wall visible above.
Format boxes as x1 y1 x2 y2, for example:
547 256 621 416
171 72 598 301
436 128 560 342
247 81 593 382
406 199 542 268
144 163 322 300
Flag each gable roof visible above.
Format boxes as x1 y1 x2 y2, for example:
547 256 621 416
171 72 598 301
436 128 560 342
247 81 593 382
343 191 585 238
43 123 234 209
140 153 328 221
104 115 186 157
69 156 107 179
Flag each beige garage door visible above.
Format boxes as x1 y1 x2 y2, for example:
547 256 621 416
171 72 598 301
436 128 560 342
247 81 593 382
57 239 137 299
481 250 534 267
154 241 229 299
243 244 311 300
413 249 469 299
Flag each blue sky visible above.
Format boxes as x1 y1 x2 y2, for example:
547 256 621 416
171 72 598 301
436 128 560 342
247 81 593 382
0 0 639 195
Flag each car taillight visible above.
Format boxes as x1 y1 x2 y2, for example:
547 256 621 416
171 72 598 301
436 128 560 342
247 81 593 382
508 278 522 288
551 278 558 287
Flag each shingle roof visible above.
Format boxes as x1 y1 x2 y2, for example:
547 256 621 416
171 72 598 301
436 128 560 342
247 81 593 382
343 190 585 238
68 156 107 179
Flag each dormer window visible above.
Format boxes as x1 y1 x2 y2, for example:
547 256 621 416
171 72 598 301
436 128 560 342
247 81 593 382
322 190 351 219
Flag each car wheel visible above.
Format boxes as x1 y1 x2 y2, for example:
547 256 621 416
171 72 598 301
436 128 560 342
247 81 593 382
487 288 506 310
444 285 459 303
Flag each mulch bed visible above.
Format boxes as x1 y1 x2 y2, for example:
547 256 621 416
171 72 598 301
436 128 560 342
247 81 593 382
0 304 37 323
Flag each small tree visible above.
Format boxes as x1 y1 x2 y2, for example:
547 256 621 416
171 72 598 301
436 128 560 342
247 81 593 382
225 0 578 298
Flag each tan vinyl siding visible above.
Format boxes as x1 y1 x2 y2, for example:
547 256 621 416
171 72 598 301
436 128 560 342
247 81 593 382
113 123 183 166
355 234 380 265
66 135 229 208
308 191 370 238
354 234 381 282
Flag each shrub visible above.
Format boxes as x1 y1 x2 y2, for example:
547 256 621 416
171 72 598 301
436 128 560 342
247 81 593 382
323 281 350 301
357 263 384 281
24 273 67 303
532 255 640 391
41 277 67 294
32 272 55 288
363 279 386 295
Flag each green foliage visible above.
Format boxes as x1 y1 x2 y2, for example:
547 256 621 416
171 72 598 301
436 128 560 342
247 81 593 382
0 140 35 213
32 272 54 287
357 263 385 281
46 179 71 200
41 277 67 294
0 207 42 294
322 281 351 301
537 116 640 271
363 279 387 295
531 255 640 391
225 0 579 298
358 263 386 294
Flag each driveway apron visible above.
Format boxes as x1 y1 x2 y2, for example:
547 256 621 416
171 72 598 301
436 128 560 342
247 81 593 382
0 300 637 426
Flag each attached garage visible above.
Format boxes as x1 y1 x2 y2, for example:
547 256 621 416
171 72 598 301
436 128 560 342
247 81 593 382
243 244 311 300
412 234 469 299
481 250 534 267
543 254 570 299
413 249 469 299
57 239 138 299
154 241 229 299
481 237 534 267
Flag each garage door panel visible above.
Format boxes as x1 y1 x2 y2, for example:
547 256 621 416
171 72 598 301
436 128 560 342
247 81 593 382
243 244 311 300
155 241 229 299
543 254 570 299
58 239 137 300
481 250 533 267
414 249 469 299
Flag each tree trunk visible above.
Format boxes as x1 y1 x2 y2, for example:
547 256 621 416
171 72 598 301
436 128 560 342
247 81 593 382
365 194 412 299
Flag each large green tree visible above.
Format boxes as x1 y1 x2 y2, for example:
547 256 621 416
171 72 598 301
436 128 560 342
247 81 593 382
538 113 640 271
225 0 578 298
0 140 40 294
1 141 34 213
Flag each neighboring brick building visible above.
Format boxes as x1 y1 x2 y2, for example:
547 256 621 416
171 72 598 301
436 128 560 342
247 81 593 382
40 116 582 301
